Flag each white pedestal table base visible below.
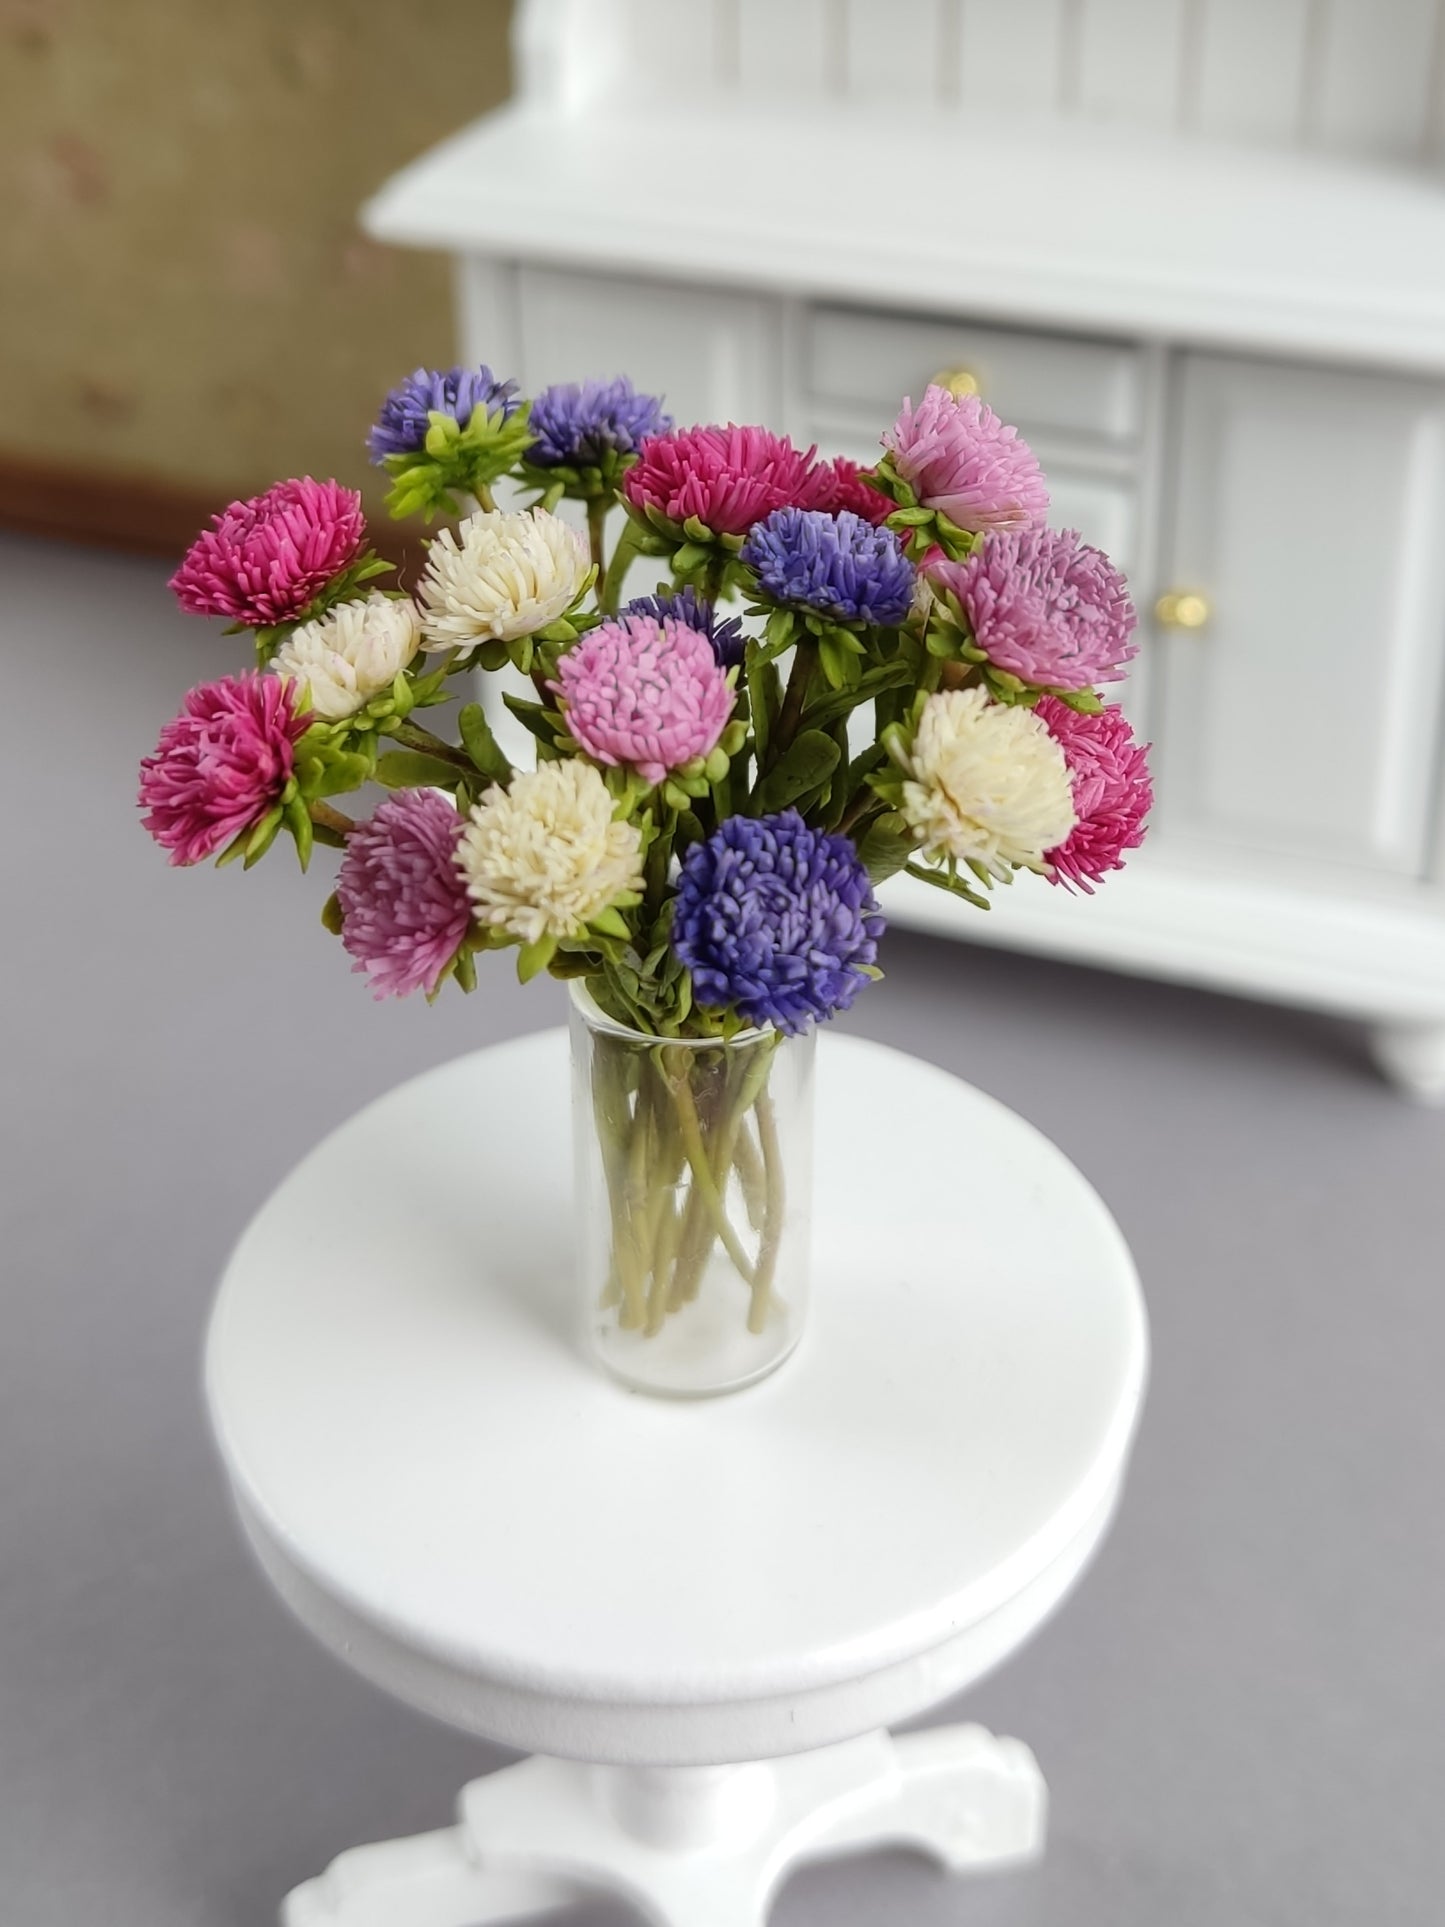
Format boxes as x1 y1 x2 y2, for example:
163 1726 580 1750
283 1723 1045 1927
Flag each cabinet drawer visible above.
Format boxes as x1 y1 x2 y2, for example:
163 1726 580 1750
809 307 1142 443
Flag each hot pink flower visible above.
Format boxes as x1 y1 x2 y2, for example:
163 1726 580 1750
884 387 1048 534
138 673 311 866
816 455 894 526
550 614 734 786
335 789 473 999
1037 697 1152 891
621 425 834 538
169 477 367 625
930 529 1136 691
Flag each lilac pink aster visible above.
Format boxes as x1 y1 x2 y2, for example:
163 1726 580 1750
621 424 834 538
367 365 520 462
671 810 884 1033
138 673 311 866
1036 697 1153 891
931 529 1136 691
335 789 473 998
884 386 1048 534
526 377 672 467
622 588 745 669
550 613 734 786
741 506 916 626
168 478 366 626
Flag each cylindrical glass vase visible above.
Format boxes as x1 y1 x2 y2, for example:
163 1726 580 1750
569 983 815 1397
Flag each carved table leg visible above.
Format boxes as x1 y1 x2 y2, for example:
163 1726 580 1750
283 1724 1045 1927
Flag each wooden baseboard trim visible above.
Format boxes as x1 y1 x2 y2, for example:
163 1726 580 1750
0 455 421 575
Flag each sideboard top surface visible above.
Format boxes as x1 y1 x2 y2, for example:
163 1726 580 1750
365 101 1445 375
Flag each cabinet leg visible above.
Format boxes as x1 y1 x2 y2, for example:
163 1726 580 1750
1368 1021 1445 1103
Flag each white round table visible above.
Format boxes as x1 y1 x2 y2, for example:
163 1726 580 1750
207 1029 1147 1927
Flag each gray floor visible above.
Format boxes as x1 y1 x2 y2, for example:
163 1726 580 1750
2 531 1443 1926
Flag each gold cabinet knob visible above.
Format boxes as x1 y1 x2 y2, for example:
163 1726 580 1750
1154 589 1211 631
931 366 981 400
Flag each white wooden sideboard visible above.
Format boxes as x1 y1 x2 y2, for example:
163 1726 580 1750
365 0 1445 1096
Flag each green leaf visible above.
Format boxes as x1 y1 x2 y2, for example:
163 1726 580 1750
501 691 559 745
457 702 514 784
754 729 841 813
517 934 558 983
857 812 916 885
588 905 632 940
374 749 462 790
310 751 374 798
282 794 313 871
904 859 991 910
320 892 345 935
477 638 509 672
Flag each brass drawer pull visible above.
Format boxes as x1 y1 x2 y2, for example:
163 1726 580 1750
1154 590 1211 631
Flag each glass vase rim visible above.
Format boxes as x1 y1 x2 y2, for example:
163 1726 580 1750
568 979 778 1051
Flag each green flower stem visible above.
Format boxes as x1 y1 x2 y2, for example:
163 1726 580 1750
308 800 355 838
748 1088 787 1333
665 1058 759 1289
767 636 817 773
587 497 610 605
599 514 644 613
732 1119 768 1234
386 720 475 770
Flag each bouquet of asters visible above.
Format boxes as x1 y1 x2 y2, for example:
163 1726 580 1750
141 368 1151 1392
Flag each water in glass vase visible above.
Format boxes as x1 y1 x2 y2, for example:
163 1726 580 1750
569 983 815 1397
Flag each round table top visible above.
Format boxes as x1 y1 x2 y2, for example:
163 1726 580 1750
207 1029 1146 1713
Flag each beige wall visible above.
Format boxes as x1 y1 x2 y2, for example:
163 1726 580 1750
0 0 514 501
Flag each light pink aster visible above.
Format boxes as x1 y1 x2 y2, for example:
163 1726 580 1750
815 455 894 526
884 386 1048 534
169 477 367 625
930 529 1136 691
550 614 734 786
335 789 473 999
1037 696 1153 892
621 425 834 537
138 672 312 866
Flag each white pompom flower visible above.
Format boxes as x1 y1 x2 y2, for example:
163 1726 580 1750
272 592 421 721
418 506 590 651
900 686 1076 879
456 758 644 946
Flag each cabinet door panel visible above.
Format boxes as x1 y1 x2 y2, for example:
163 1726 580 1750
515 267 780 429
1156 355 1445 878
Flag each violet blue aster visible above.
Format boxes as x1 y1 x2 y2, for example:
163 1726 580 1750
527 377 672 468
367 365 520 463
335 789 474 999
622 587 745 669
671 810 884 1033
550 613 734 787
931 529 1137 691
741 506 916 626
1036 697 1153 892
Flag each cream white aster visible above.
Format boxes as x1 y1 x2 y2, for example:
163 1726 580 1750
900 686 1076 879
272 592 421 721
456 758 644 945
418 506 589 651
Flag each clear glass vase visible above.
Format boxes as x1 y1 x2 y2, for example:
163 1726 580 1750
569 982 815 1398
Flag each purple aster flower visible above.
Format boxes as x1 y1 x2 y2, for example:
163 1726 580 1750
929 529 1137 691
550 613 734 787
335 789 473 999
368 365 520 464
527 377 672 469
671 810 885 1033
622 587 745 669
740 507 915 627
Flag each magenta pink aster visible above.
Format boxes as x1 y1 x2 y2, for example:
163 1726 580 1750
1037 697 1153 891
168 477 367 625
138 672 311 866
621 425 834 538
550 613 734 786
335 789 473 999
884 387 1048 534
816 455 894 526
930 529 1137 691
